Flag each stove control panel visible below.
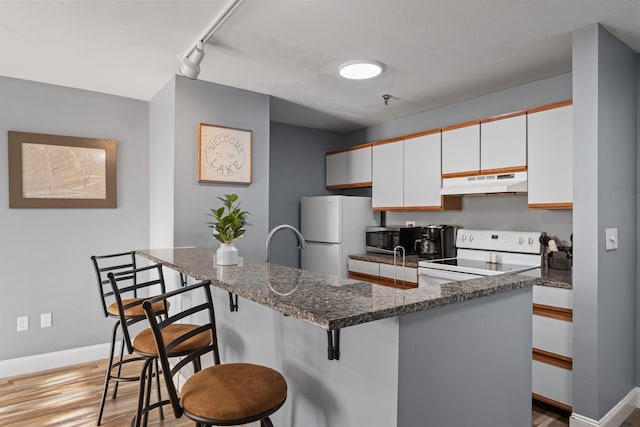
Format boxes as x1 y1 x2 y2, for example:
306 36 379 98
456 229 542 254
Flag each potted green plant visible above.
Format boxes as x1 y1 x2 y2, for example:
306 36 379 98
207 193 250 265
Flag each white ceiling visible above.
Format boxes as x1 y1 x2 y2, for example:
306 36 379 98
1 0 640 133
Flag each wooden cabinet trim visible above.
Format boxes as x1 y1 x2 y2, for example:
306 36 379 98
326 181 372 190
326 142 373 155
442 119 481 132
532 393 572 413
480 110 527 124
533 303 573 322
528 202 573 210
348 271 380 284
371 136 405 146
480 166 527 175
441 170 482 179
527 99 573 115
373 206 406 211
378 275 418 289
532 348 572 371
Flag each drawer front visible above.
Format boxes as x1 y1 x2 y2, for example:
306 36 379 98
348 259 380 276
532 360 572 407
533 315 572 357
379 263 418 284
533 285 572 309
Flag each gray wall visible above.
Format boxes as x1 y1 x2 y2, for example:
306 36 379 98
149 77 176 249
268 122 344 267
0 76 149 360
172 76 270 261
572 24 638 419
637 54 640 387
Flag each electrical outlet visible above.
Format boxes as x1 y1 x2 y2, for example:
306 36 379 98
17 316 28 332
405 220 416 227
41 313 52 328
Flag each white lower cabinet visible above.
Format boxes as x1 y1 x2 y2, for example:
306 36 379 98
532 284 573 410
347 259 379 281
348 258 418 288
379 263 418 286
532 360 572 407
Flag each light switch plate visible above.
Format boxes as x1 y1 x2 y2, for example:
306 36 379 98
605 228 618 251
41 312 52 328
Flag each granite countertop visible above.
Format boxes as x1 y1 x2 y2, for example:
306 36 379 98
349 252 573 289
138 247 539 331
540 267 572 288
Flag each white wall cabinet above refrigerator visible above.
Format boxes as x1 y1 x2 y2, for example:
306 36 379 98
372 140 404 209
527 102 573 209
480 113 527 172
372 134 461 211
326 145 372 189
441 122 480 175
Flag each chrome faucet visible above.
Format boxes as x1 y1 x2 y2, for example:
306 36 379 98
266 224 306 263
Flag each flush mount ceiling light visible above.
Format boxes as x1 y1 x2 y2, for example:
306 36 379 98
179 0 243 80
338 60 385 80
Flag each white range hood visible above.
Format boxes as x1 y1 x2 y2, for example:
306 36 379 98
441 171 528 195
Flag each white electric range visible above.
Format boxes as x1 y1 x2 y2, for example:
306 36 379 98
417 229 542 287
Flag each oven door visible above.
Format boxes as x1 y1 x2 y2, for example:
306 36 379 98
418 267 485 288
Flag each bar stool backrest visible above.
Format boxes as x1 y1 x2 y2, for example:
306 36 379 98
142 281 220 419
91 251 138 318
107 263 168 354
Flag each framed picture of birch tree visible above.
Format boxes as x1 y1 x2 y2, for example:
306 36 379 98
8 131 116 208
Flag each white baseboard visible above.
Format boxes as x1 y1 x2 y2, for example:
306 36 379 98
0 343 116 378
570 387 639 427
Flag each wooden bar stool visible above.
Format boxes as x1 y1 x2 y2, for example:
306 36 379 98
142 281 288 427
91 252 170 425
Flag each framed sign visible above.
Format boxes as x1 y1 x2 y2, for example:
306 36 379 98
198 123 252 184
8 131 117 208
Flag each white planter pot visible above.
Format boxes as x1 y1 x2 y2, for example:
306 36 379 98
216 242 239 265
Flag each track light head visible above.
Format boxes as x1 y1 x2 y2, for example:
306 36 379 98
179 43 205 80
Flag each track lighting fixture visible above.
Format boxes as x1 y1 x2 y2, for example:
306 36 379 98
178 0 244 80
179 42 205 80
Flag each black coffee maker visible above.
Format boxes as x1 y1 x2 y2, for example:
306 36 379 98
420 225 456 260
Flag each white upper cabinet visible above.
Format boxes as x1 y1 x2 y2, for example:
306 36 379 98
527 104 573 208
480 114 527 171
325 151 348 187
404 133 442 208
347 146 372 185
326 145 371 189
372 141 404 209
442 123 480 175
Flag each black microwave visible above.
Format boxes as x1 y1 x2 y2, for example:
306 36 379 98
365 226 422 255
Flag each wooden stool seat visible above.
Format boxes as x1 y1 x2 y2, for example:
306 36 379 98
133 324 211 356
181 363 287 423
108 298 169 318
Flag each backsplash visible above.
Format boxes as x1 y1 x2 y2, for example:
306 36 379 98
384 194 573 247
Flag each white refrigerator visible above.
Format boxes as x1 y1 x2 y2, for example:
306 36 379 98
301 195 378 278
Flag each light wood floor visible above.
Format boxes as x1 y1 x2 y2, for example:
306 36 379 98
1 358 640 427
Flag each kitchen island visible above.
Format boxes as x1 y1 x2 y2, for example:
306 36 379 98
138 247 538 427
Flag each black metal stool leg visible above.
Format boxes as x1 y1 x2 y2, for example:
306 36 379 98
133 357 154 427
261 417 274 427
97 320 120 425
153 357 164 420
111 335 126 399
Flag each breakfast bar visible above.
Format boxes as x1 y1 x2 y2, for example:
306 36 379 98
138 247 539 427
